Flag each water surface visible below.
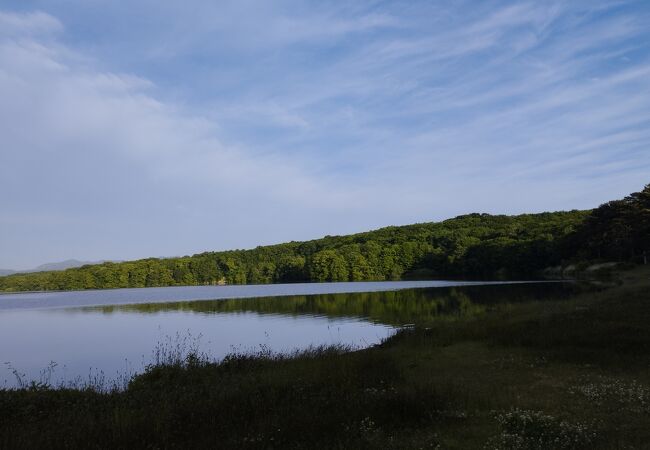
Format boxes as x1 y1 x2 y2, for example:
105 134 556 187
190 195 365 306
0 280 536 310
0 281 573 389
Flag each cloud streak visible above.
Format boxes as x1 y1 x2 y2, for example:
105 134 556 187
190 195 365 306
0 1 649 268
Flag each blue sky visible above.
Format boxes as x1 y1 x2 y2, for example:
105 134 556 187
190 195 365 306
1 0 649 269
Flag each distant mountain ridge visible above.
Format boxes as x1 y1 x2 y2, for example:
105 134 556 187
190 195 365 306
0 259 118 276
33 259 108 272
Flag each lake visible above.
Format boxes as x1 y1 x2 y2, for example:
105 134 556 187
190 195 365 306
0 280 573 389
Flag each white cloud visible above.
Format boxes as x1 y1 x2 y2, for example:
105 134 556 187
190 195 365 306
0 10 362 268
0 2 649 268
0 11 62 37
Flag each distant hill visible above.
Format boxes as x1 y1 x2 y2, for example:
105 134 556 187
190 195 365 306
31 259 105 272
0 259 119 276
0 210 589 291
0 183 647 292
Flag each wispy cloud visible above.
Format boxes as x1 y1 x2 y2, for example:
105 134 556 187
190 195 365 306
0 1 649 268
0 10 62 36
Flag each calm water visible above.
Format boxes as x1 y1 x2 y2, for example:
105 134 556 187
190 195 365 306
0 281 573 389
0 280 533 310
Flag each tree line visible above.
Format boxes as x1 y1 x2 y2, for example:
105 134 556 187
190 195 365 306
565 184 650 264
1 184 647 292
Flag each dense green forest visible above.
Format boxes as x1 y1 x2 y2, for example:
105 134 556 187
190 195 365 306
1 184 647 292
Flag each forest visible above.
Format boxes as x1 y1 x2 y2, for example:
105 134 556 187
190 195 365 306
1 184 647 292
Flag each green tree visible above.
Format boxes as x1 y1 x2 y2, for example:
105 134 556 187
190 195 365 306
309 250 349 282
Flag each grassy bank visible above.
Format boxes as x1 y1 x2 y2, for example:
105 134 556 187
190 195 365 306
1 267 649 449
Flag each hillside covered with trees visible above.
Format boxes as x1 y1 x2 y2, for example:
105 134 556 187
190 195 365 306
1 184 647 292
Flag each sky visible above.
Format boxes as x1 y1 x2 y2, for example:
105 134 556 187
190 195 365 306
1 0 649 270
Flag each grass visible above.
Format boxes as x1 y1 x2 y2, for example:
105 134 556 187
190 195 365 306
1 266 649 449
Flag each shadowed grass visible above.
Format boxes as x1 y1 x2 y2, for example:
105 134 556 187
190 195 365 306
1 345 452 449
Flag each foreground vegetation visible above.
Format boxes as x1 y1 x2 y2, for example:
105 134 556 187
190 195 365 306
2 266 649 449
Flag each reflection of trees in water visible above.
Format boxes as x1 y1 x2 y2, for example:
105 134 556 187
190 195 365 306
94 283 576 326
